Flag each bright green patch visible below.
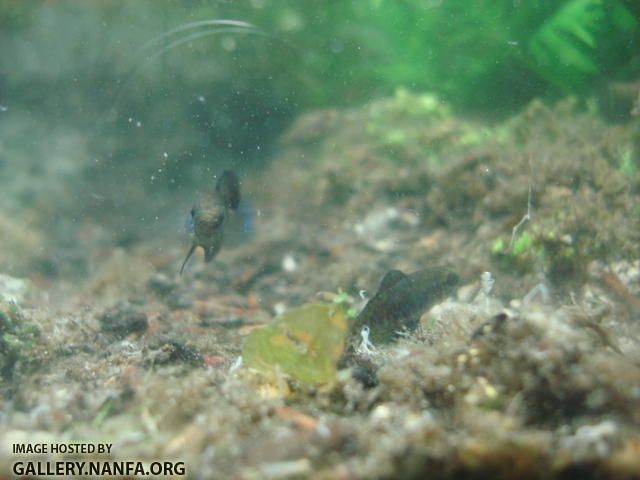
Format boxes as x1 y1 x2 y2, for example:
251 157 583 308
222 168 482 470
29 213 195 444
619 149 636 174
512 230 534 256
242 303 348 385
491 237 506 254
382 130 406 146
458 127 492 147
92 396 116 428
319 289 358 320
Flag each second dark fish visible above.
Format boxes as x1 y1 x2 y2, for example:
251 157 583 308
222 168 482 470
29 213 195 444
180 170 240 275
347 266 460 345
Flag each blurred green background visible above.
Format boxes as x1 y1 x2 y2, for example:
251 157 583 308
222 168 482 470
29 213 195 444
0 0 638 272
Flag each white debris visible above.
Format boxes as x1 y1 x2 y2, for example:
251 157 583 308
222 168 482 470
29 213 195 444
400 210 421 226
281 253 297 272
481 271 495 296
523 282 550 305
370 404 392 423
273 302 287 316
561 421 619 461
0 273 29 304
356 325 376 355
229 356 242 372
257 459 312 479
354 207 399 238
480 271 496 313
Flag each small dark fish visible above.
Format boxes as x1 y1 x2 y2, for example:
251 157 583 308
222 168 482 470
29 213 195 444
180 170 240 275
347 267 459 345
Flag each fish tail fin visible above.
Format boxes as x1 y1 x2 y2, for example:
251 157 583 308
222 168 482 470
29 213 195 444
179 243 197 276
216 170 241 210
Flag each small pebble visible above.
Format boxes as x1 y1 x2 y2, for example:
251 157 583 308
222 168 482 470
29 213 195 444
99 301 148 338
167 292 194 311
147 273 178 297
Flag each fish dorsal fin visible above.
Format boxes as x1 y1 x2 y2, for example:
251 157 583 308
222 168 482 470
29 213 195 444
185 207 195 232
216 170 240 210
378 269 409 292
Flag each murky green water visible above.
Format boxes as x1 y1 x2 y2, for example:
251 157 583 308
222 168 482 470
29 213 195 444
1 3 639 479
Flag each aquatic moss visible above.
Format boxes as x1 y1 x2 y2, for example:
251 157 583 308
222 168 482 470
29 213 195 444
0 302 40 384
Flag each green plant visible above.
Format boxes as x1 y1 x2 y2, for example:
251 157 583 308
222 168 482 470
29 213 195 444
528 0 638 91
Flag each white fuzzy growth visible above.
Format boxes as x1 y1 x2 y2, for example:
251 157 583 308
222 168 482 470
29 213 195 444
281 253 297 272
229 356 242 372
481 271 495 296
523 283 550 305
481 271 495 314
357 325 376 355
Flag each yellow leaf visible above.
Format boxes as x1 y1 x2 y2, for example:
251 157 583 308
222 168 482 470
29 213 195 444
242 303 347 384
